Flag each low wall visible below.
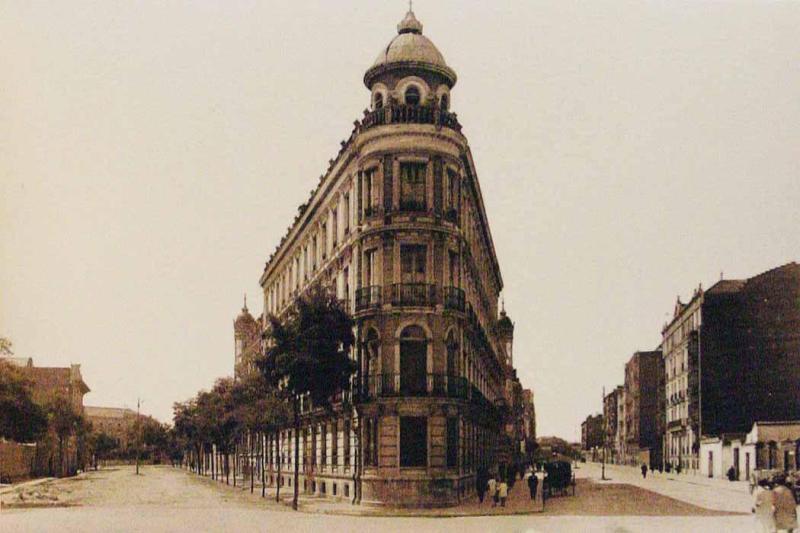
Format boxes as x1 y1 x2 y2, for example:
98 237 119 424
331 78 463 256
0 441 37 483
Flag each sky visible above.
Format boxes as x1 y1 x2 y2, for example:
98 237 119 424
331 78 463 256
1 1 798 441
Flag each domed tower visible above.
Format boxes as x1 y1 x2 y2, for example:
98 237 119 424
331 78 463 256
258 6 513 509
497 305 515 367
233 295 259 378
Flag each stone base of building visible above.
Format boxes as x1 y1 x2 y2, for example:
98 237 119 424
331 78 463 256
361 473 473 508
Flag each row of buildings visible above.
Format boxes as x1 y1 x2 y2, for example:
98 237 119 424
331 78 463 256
230 8 536 507
1 355 154 480
582 262 800 479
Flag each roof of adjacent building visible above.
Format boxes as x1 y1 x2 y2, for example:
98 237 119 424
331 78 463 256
84 406 137 419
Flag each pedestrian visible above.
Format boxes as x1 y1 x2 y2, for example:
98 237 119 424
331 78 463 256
753 478 777 533
488 474 498 507
476 467 488 504
498 479 508 507
641 464 648 479
527 470 539 501
773 473 798 533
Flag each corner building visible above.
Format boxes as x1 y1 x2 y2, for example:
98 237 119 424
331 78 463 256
254 10 523 507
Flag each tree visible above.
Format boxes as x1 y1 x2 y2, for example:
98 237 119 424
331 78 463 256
231 372 289 496
260 286 355 510
0 360 48 442
47 395 84 477
173 399 203 474
0 336 13 356
91 432 119 467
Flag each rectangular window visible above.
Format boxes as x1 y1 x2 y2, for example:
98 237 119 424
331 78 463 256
321 223 327 260
343 419 351 467
400 162 427 211
320 423 327 466
343 193 350 233
312 236 318 271
448 251 459 286
364 169 375 215
331 419 338 467
331 208 338 248
311 426 317 466
401 245 427 283
446 417 459 468
365 249 377 287
400 416 427 468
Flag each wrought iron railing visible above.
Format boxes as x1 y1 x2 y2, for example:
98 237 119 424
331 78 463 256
364 374 469 399
390 283 437 307
361 104 462 133
355 286 382 311
443 286 465 312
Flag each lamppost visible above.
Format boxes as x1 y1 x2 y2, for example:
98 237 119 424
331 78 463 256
136 398 142 475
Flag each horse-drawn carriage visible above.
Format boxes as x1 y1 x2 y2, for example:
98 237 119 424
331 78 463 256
543 460 576 498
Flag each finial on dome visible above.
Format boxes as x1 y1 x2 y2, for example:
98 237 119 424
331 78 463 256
243 293 248 312
398 5 423 35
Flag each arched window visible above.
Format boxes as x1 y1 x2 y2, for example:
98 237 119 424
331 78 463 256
374 93 383 110
440 93 449 111
405 86 420 106
400 325 427 395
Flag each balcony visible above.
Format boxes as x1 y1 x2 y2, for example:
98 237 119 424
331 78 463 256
364 373 469 399
390 283 437 307
355 286 382 311
361 104 462 133
443 286 465 312
398 199 427 213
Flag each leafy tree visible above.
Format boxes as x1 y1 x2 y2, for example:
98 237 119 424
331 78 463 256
173 399 204 474
0 336 13 356
231 372 289 496
0 360 48 442
91 432 119 466
260 286 355 510
47 395 84 477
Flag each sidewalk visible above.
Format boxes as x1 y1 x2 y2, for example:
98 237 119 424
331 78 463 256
0 476 55 496
183 468 736 518
578 462 751 513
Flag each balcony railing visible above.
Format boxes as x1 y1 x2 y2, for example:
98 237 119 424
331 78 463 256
361 104 462 133
364 374 469 399
398 199 427 213
390 283 437 307
443 286 465 312
355 286 382 311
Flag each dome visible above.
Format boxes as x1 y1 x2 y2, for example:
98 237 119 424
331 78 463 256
234 296 257 332
365 10 457 88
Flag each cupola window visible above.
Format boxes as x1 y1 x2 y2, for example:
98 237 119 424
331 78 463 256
404 86 420 106
374 93 384 110
440 94 449 111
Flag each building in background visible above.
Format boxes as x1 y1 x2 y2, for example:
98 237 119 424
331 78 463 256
84 406 138 450
233 296 261 379
663 262 800 473
1 356 91 478
603 386 623 463
581 414 603 460
623 350 663 467
243 8 534 507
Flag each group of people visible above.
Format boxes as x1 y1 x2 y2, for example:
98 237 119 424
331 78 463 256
474 465 544 508
752 473 798 533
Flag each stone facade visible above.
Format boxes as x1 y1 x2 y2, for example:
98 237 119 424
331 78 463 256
663 262 800 473
623 350 663 467
581 414 603 455
241 9 531 508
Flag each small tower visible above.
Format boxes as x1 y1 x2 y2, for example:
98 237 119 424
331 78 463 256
233 295 258 377
497 302 515 366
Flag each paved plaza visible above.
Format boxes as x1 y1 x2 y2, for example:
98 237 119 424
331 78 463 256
0 464 766 532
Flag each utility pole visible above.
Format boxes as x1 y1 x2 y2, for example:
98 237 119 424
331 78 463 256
136 398 141 476
601 386 607 481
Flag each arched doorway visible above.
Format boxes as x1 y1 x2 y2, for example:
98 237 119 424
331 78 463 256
400 325 427 395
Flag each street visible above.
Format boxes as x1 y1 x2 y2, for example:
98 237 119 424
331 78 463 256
0 464 761 532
